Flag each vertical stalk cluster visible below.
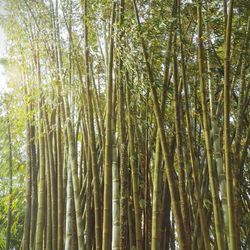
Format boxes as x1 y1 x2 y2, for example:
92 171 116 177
0 0 249 249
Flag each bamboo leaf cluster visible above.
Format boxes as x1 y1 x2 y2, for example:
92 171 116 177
0 0 249 249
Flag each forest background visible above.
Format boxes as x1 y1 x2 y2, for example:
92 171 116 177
0 0 249 249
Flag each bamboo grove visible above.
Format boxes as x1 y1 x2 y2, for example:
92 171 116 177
0 0 249 249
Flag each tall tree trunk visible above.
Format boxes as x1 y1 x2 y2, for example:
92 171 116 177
44 106 58 250
197 1 224 249
151 10 173 248
23 85 32 250
82 1 102 248
126 79 142 250
57 96 64 250
45 136 52 250
35 49 46 250
29 101 38 250
118 1 129 249
5 119 13 250
223 1 236 249
173 30 190 248
64 98 85 250
35 111 46 250
112 112 120 250
86 143 92 250
102 2 116 249
65 166 73 250
205 6 228 246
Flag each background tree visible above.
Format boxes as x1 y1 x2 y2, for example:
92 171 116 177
0 0 249 249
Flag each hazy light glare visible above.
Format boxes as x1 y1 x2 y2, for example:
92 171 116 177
0 0 8 93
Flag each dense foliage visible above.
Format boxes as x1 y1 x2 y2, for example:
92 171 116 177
0 0 249 249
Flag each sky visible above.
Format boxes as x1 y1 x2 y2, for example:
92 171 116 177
0 0 8 93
